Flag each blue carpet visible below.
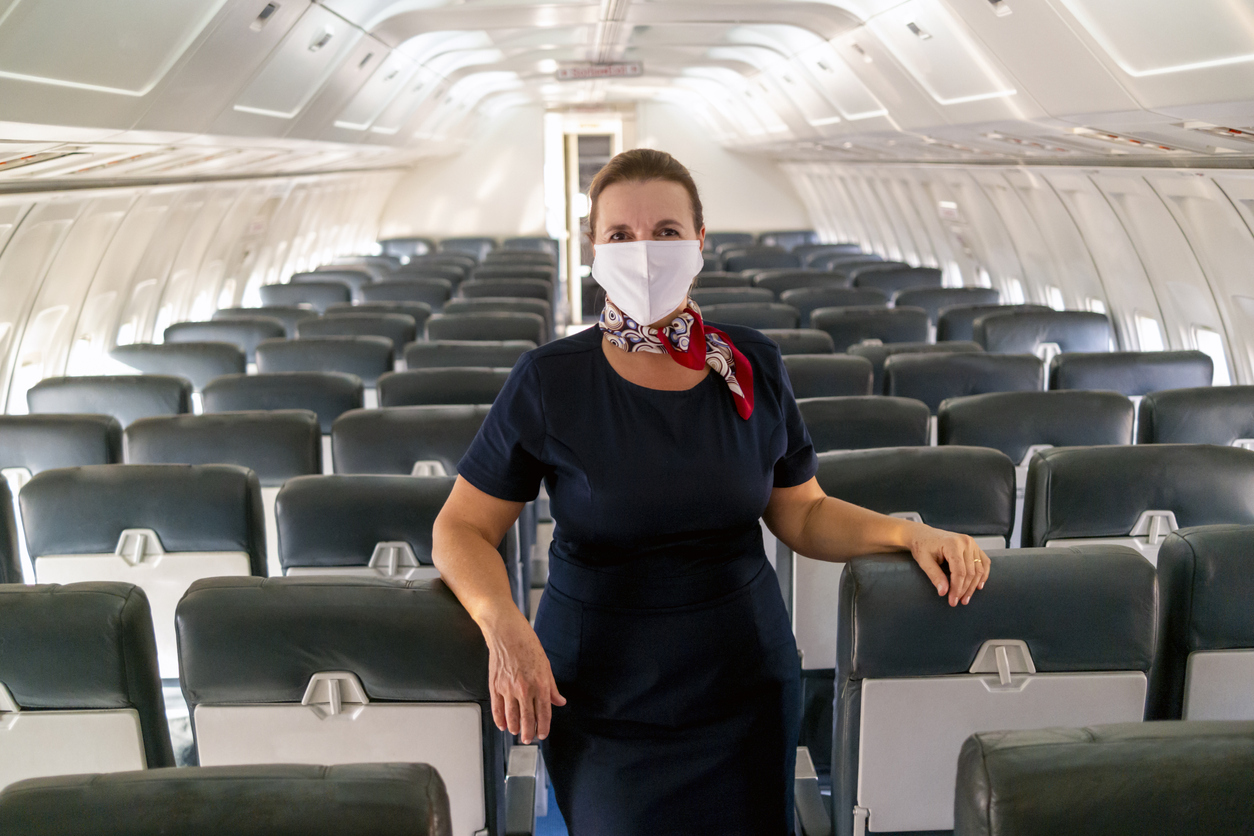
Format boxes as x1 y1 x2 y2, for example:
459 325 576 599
535 781 568 836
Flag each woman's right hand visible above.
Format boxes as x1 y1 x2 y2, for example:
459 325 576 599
482 606 567 744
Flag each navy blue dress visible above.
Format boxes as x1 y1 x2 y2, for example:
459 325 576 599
458 323 817 836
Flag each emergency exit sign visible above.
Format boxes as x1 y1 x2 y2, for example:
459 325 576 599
556 62 643 81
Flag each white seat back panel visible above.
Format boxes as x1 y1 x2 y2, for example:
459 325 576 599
196 702 485 836
0 709 145 790
1 467 34 583
858 671 1146 832
261 486 281 579
35 552 252 679
1184 649 1254 721
1046 537 1160 565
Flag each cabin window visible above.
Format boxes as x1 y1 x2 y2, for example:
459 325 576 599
1194 326 1232 385
1004 278 1025 304
1086 297 1107 315
1046 286 1065 311
1134 313 1165 351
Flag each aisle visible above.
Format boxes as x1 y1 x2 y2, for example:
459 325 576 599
536 782 568 836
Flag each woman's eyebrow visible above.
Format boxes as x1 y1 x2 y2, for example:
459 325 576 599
652 219 683 228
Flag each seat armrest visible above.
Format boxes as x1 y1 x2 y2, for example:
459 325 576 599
795 746 832 836
505 744 541 836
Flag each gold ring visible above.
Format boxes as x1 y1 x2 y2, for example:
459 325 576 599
973 557 982 564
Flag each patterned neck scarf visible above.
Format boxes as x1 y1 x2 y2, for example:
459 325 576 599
598 297 755 419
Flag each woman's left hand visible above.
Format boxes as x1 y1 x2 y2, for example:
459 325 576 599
904 523 990 607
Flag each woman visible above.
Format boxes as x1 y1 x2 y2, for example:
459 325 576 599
432 149 990 835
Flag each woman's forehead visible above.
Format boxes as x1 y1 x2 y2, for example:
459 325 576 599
598 179 693 223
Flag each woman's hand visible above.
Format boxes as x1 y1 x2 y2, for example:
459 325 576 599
904 522 991 607
482 606 567 745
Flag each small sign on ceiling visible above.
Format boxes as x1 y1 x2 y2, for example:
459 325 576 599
556 62 643 81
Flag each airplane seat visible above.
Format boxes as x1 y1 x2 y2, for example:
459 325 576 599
689 286 776 307
847 340 984 394
700 302 801 330
780 287 887 325
27 375 192 428
794 243 863 264
458 279 553 302
1022 444 1254 564
391 262 469 287
790 446 1016 779
938 390 1135 546
440 236 497 262
704 232 755 253
108 343 245 409
936 303 1052 343
500 236 560 259
378 368 511 407
974 310 1113 359
297 312 418 365
810 306 931 354
443 299 553 342
892 287 1001 328
851 267 944 296
0 763 453 836
1151 524 1254 721
843 262 910 281
327 299 433 324
883 352 1044 415
760 329 837 355
258 281 352 313
953 722 1254 836
255 337 392 408
1049 350 1214 397
177 575 540 836
405 340 535 370
782 355 874 398
797 397 930 453
1137 385 1254 446
701 254 721 273
379 236 437 259
426 312 548 346
469 266 555 284
818 546 1155 836
19 464 266 680
753 270 852 298
724 247 802 273
124 410 321 579
290 270 374 302
757 229 819 251
164 318 286 366
213 306 318 339
693 272 753 288
316 259 391 282
805 254 885 273
0 581 173 790
332 405 490 477
361 278 454 311
0 481 19 584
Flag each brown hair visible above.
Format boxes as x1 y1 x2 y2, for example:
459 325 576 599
587 148 704 240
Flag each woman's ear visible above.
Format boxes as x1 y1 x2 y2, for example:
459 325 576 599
697 226 706 252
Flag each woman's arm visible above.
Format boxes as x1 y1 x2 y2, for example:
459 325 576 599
762 477 990 607
432 476 565 745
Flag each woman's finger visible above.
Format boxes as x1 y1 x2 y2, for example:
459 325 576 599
959 541 981 605
915 550 950 598
945 542 968 607
977 546 991 590
518 684 538 744
537 690 553 741
505 687 522 736
490 678 507 732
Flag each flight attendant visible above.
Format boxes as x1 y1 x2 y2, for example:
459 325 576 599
432 148 991 835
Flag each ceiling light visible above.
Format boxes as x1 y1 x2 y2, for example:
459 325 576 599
538 58 559 73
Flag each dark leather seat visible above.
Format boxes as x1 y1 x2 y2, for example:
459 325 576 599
469 266 555 283
689 287 775 307
501 236 560 259
848 340 983 394
701 254 721 273
884 352 1043 414
954 721 1254 836
27 375 191 428
0 581 174 787
759 329 836 355
1049 350 1213 396
810 306 930 352
443 298 552 340
757 230 818 250
291 269 373 301
723 247 802 273
259 281 352 313
796 243 862 265
391 263 468 286
797 396 930 452
404 340 534 369
165 317 286 361
426 312 547 346
332 405 490 477
378 368 510 407
781 355 873 398
361 278 453 310
458 278 552 301
702 302 800 330
852 266 943 295
693 272 752 289
327 300 433 324
779 286 887 326
807 253 890 273
255 337 393 386
937 303 1052 343
440 236 497 261
0 763 452 836
202 372 363 433
1138 385 1254 445
213 306 317 339
703 232 755 253
379 236 437 258
0 481 20 583
893 287 1000 325
298 312 416 360
975 310 1113 354
843 262 911 282
752 270 851 298
109 343 245 392
410 253 477 274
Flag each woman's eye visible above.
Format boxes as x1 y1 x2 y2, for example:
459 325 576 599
658 228 679 237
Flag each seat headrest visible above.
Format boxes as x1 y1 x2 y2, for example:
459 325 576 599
782 354 873 398
690 287 776 306
1158 525 1254 651
332 406 490 475
378 368 510 407
1023 445 1254 546
459 277 552 298
0 414 121 473
938 390 1134 464
255 336 393 384
752 272 851 296
291 269 372 291
0 582 172 768
852 267 943 295
892 287 1000 323
125 412 321 486
1138 385 1254 444
810 306 931 352
1050 351 1213 396
0 763 450 836
26 376 191 428
404 340 534 369
177 576 489 706
848 340 983 393
975 310 1112 353
258 282 351 313
443 298 551 324
298 313 417 355
361 278 453 307
839 548 1156 679
20 464 266 575
425 312 546 344
213 307 316 339
0 480 18 584
798 396 930 451
759 329 836 355
884 352 1043 413
164 318 286 360
327 301 433 323
817 446 1015 538
780 287 888 324
701 302 800 330
955 721 1254 836
109 343 245 391
936 303 1052 342
202 372 363 433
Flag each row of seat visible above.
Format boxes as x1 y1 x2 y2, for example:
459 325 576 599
379 234 558 262
262 272 555 313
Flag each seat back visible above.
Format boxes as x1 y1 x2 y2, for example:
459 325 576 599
700 302 800 330
810 306 931 353
378 369 510 407
1153 525 1254 721
796 243 862 264
689 287 775 307
259 282 351 313
884 352 1044 414
165 318 286 362
0 481 20 584
797 396 930 452
936 303 1052 342
27 376 191 428
501 236 559 258
255 337 393 387
724 248 801 273
202 372 363 434
759 329 835 355
848 340 983 394
693 272 752 289
392 263 467 286
837 547 1155 835
327 300 433 324
752 271 851 298
332 406 490 477
298 313 416 360
954 722 1254 836
976 310 1113 355
757 230 818 250
704 232 755 252
1050 350 1214 396
426 312 546 345
379 236 436 258
852 266 943 295
781 355 873 398
893 287 1000 325
458 278 552 301
404 340 534 369
780 286 887 326
291 270 373 300
1023 445 1254 562
0 763 452 836
177 576 502 836
109 343 245 392
442 298 552 339
1138 385 1254 446
440 236 496 261
213 306 317 339
807 253 886 272
361 279 453 309
0 582 173 788
20 465 265 678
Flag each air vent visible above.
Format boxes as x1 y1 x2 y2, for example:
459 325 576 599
850 43 873 63
358 52 374 69
250 3 279 32
983 132 1071 154
906 22 932 40
987 0 1012 17
309 29 333 52
1071 127 1185 153
1181 122 1254 152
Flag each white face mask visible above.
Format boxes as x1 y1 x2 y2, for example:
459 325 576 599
591 239 705 326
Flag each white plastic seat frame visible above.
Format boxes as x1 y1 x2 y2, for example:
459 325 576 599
284 540 441 582
1 467 35 583
1182 650 1254 720
1045 509 1179 566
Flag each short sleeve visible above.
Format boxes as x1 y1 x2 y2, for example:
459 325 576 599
457 356 548 502
772 347 818 488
